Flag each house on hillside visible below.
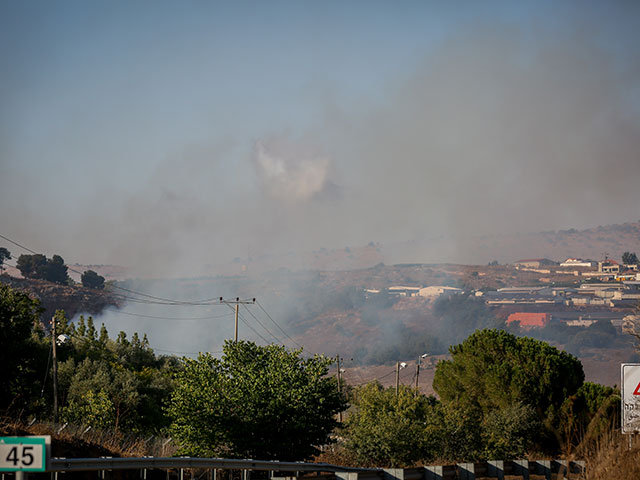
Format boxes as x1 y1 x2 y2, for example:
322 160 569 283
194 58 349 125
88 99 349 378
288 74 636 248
418 286 463 299
506 312 550 329
598 260 620 274
514 258 557 268
560 258 596 268
387 286 421 297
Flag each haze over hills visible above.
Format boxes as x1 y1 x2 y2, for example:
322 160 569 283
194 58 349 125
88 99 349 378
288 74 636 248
47 221 638 278
3 220 638 391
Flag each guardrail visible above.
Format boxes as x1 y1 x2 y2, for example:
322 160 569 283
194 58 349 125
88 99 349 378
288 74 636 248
38 457 585 480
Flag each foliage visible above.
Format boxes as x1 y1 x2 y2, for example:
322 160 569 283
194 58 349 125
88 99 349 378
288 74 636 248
480 402 540 459
56 315 175 433
557 382 620 451
16 253 70 285
167 340 346 460
0 247 10 270
81 270 105 290
434 329 583 418
622 251 639 265
433 329 584 454
0 284 48 414
342 382 438 467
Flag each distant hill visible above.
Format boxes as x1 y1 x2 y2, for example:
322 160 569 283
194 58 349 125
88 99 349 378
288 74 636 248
382 221 640 266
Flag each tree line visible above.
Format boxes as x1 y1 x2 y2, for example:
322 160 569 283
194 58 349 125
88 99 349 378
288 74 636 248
0 283 621 466
0 249 105 289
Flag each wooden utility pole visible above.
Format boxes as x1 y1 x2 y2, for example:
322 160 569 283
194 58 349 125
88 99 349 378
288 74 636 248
219 297 256 342
51 316 59 423
395 362 400 396
415 358 420 391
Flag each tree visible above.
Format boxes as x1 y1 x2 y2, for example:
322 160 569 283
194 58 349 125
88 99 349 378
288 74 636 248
167 340 346 460
342 382 439 467
16 254 70 285
81 270 105 289
0 247 10 271
622 252 639 265
0 284 47 413
433 329 584 433
16 254 47 279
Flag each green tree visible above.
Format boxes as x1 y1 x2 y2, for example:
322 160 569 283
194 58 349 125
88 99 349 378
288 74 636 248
557 382 619 451
342 382 438 467
16 253 70 285
433 329 584 455
81 270 105 289
57 324 174 433
0 247 10 271
622 251 639 265
0 284 48 414
167 340 346 460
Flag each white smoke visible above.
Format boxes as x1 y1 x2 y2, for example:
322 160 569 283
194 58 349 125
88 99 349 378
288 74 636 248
252 137 331 203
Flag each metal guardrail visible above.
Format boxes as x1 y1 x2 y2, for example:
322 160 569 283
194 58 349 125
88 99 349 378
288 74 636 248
45 457 586 480
48 457 379 474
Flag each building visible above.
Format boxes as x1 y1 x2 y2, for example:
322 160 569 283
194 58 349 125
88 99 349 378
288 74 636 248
506 312 550 329
560 258 596 268
418 286 463 298
387 286 421 297
514 258 557 268
598 260 620 274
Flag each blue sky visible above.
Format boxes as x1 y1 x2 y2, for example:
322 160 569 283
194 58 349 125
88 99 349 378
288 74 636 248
1 1 640 274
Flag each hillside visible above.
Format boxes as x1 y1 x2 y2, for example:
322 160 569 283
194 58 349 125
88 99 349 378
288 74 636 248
0 275 121 322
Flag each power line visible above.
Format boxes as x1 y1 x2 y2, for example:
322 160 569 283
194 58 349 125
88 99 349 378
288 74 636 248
0 232 224 306
242 304 282 344
255 300 302 348
223 303 271 344
102 310 234 321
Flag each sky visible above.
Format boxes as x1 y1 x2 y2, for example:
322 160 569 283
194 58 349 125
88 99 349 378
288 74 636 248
2 0 640 277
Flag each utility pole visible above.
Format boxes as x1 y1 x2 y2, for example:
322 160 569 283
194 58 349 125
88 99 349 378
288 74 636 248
219 297 256 342
396 362 407 396
415 358 420 391
51 316 59 423
336 355 343 423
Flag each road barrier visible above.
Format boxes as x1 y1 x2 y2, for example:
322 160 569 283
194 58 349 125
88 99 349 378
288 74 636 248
2 457 586 480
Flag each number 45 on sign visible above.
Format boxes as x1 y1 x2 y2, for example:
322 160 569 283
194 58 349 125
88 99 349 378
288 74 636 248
0 437 50 472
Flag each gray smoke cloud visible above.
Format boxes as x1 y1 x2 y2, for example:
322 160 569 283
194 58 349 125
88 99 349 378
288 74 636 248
2 21 640 277
252 137 333 203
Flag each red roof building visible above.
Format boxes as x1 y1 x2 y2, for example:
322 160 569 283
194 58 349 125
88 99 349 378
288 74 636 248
506 312 550 329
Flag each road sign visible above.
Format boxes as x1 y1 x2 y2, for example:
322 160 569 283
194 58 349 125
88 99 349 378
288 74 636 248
622 364 640 434
0 436 50 472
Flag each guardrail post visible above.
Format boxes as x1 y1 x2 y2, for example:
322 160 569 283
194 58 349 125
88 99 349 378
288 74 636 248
382 468 403 480
511 460 529 480
571 460 585 475
487 461 504 480
457 463 475 480
424 465 442 480
532 460 550 480
335 472 359 480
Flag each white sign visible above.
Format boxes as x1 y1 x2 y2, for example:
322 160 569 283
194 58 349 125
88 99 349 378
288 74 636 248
622 364 640 434
0 436 49 472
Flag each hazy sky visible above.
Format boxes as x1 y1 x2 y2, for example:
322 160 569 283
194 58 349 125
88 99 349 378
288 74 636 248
2 1 640 276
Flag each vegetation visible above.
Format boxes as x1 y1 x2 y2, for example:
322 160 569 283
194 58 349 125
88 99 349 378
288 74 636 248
81 269 105 289
0 283 47 413
167 340 346 460
622 251 639 265
343 383 438 466
0 247 10 271
16 253 71 285
0 283 626 467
